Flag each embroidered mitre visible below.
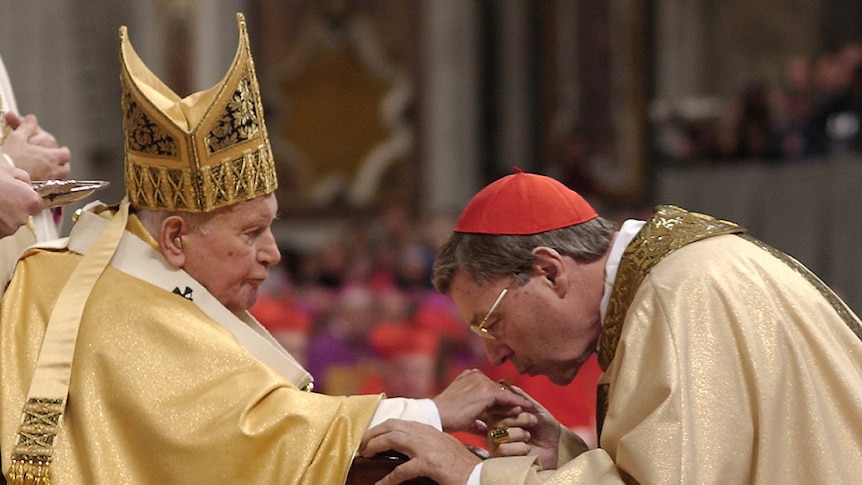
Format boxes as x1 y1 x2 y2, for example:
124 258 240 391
120 12 277 212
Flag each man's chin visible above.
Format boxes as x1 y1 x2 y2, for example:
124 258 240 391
546 367 580 386
549 374 576 386
225 290 257 313
518 364 569 385
244 289 259 311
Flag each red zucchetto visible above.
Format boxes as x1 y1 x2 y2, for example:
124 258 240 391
453 169 598 235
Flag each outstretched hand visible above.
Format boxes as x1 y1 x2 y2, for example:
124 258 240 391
360 419 481 485
432 368 533 434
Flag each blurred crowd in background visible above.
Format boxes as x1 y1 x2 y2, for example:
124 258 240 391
658 40 862 164
249 204 602 448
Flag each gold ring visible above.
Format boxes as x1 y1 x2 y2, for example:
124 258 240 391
489 427 510 445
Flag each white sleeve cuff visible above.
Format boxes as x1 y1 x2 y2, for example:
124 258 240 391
467 462 483 485
369 398 441 430
415 398 442 430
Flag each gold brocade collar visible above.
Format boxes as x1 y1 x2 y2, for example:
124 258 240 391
597 205 746 371
594 205 862 442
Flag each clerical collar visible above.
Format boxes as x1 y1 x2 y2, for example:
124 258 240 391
599 219 646 325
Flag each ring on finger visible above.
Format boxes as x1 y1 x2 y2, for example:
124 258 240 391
489 426 510 445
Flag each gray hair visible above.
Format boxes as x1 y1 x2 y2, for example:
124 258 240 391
432 216 617 294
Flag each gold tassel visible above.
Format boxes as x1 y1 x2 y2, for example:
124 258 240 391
10 398 62 485
8 457 51 485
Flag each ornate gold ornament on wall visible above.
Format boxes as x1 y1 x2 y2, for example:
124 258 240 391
268 6 414 209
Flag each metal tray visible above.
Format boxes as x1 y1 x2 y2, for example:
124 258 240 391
32 180 111 208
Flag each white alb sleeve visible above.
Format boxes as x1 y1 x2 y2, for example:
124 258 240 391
466 463 483 485
369 398 442 430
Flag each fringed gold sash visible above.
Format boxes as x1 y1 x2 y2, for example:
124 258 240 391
9 199 130 485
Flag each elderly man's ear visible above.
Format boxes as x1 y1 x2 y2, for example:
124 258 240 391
160 216 187 267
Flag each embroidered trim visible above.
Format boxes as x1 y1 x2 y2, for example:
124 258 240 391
206 74 261 153
121 88 179 157
595 205 862 440
595 206 743 442
598 205 745 371
125 143 277 212
9 397 65 485
120 13 277 213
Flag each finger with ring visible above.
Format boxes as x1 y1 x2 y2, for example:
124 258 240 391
489 426 510 444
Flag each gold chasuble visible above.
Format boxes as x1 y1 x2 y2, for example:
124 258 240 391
479 206 862 484
0 13 382 484
0 209 380 484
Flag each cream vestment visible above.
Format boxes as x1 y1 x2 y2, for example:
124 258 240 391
480 206 862 484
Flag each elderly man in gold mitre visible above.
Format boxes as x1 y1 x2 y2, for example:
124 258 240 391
0 13 528 485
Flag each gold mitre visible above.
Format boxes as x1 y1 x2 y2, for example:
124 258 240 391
119 12 277 212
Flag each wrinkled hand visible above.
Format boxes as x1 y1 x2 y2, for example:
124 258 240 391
0 163 41 238
485 384 561 470
360 419 481 485
433 368 533 434
3 112 71 181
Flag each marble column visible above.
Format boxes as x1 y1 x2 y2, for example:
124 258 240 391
419 0 482 216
